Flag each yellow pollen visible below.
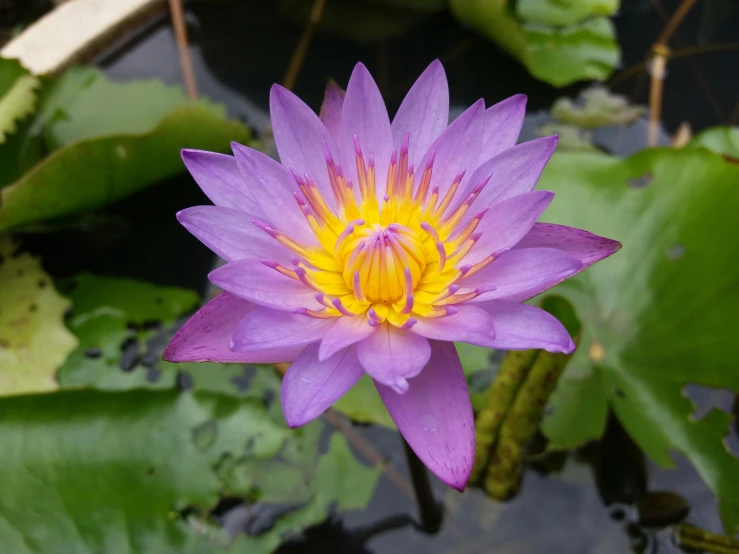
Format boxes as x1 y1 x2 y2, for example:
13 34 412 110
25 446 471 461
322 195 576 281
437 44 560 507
258 137 497 327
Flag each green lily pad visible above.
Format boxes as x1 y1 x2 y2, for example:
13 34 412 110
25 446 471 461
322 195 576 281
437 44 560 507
0 58 40 144
450 0 620 86
690 126 739 159
56 273 201 391
0 238 78 396
536 147 739 533
457 343 496 375
0 68 252 232
59 273 199 320
55 274 290 400
333 374 395 428
516 0 618 27
0 389 379 553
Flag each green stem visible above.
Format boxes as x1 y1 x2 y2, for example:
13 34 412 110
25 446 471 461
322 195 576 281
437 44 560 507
402 439 443 534
677 523 739 553
484 342 577 499
470 349 538 482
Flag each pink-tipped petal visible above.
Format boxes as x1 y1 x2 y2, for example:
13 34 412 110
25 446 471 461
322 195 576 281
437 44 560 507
320 80 345 143
282 343 364 427
463 190 554 266
339 63 393 198
177 206 292 264
463 135 558 208
163 292 303 363
462 247 583 303
416 99 485 196
181 150 262 215
375 340 474 491
356 324 431 394
391 60 449 168
514 223 622 269
270 84 339 206
319 312 377 362
412 305 495 347
479 300 575 353
231 142 316 245
209 259 322 312
230 307 334 352
479 94 527 162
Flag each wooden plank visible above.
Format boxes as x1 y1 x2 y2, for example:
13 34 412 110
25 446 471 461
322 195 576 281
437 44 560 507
1 0 166 74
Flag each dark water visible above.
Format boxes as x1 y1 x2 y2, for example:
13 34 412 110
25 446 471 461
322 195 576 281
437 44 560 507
26 0 739 552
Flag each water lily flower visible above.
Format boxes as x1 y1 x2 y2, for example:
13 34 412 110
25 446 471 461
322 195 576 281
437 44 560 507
164 60 620 490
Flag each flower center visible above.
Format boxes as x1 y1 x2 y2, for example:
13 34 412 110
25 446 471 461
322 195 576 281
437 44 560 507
255 131 499 327
337 222 426 304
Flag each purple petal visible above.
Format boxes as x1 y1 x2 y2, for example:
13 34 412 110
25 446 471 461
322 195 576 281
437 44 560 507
463 136 558 209
231 142 316 245
375 340 474 491
270 84 339 206
209 259 322 312
177 206 292 264
319 312 377 361
391 59 449 168
416 99 485 196
339 62 393 200
514 223 622 269
412 305 495 347
356 324 431 394
282 343 364 427
181 150 262 215
463 247 583 303
319 80 344 143
478 300 575 353
231 307 334 352
463 190 554 266
479 95 527 162
163 292 303 363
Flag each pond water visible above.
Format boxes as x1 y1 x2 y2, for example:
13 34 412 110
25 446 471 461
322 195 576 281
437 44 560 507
24 1 739 552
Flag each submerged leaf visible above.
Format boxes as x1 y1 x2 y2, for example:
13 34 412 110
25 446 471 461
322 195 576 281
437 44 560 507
551 87 646 128
278 0 430 44
0 238 77 396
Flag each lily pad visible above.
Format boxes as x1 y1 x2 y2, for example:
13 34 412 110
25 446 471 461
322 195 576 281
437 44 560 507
690 126 739 159
0 57 40 144
0 238 78 396
56 273 200 391
0 68 253 232
333 374 395 428
450 0 620 86
536 147 739 533
0 389 379 553
516 0 618 27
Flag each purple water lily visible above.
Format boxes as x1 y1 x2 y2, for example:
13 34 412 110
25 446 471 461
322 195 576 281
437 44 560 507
164 60 620 490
